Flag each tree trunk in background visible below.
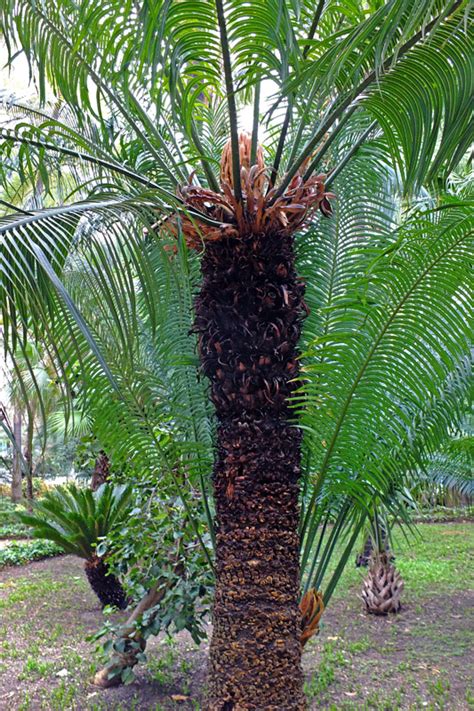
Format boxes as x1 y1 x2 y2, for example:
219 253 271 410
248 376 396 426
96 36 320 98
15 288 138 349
11 411 22 503
24 413 34 501
356 534 375 568
195 229 306 709
91 450 110 491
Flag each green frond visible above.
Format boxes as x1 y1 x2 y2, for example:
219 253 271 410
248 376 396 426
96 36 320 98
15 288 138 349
297 184 472 596
1 0 472 612
363 18 473 193
17 483 133 560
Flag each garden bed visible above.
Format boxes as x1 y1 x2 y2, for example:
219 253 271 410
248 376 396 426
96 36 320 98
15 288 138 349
0 539 62 568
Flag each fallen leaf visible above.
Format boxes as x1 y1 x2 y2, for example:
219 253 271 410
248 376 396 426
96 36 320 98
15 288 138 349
170 695 189 703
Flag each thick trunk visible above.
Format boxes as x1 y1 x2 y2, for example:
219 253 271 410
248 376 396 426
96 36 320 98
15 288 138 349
84 555 128 610
195 229 306 709
11 411 22 503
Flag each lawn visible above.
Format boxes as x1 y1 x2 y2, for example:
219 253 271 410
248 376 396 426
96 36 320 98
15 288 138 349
0 521 472 710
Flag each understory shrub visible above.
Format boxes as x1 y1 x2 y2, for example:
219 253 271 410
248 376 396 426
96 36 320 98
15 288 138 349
0 498 31 539
0 539 62 567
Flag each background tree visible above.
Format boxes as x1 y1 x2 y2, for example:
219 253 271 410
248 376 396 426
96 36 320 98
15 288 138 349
0 1 472 707
11 411 22 502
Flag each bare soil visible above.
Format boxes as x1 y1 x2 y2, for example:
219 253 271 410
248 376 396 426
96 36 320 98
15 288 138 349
0 524 473 710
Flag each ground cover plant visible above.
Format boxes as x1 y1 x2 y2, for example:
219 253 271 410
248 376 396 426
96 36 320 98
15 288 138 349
0 499 31 539
0 498 62 567
0 539 62 568
0 0 472 706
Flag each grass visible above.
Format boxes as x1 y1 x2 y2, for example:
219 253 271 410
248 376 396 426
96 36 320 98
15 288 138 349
19 656 57 679
0 575 66 611
394 523 474 595
0 522 471 710
303 522 473 709
146 645 177 686
304 641 348 698
328 520 474 601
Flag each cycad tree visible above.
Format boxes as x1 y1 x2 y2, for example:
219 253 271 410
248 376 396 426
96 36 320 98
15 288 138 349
0 1 472 706
18 483 132 609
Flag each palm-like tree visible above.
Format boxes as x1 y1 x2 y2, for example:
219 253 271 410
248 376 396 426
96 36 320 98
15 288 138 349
18 482 132 608
0 1 472 706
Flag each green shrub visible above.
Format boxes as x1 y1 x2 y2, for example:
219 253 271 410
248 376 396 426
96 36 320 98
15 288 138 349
0 497 24 522
412 505 474 522
0 540 62 567
0 523 32 539
17 483 133 559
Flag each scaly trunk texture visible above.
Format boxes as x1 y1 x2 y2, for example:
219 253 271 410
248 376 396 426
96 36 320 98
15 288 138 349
195 228 306 709
362 552 404 615
84 555 128 610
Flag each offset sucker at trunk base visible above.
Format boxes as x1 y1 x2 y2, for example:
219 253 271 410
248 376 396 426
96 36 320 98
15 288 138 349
195 227 307 709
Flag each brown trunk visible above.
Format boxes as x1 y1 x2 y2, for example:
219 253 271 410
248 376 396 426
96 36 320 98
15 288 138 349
84 555 128 610
91 450 110 491
11 411 22 503
195 228 306 709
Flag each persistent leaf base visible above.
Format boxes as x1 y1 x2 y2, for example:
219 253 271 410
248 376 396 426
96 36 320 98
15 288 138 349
207 419 305 710
194 226 307 708
84 555 128 610
362 552 404 615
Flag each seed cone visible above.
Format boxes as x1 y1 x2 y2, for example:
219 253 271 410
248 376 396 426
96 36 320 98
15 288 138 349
362 552 404 615
220 131 266 191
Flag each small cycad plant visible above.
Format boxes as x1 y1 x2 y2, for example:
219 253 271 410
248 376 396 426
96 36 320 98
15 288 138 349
18 483 132 609
361 511 404 616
